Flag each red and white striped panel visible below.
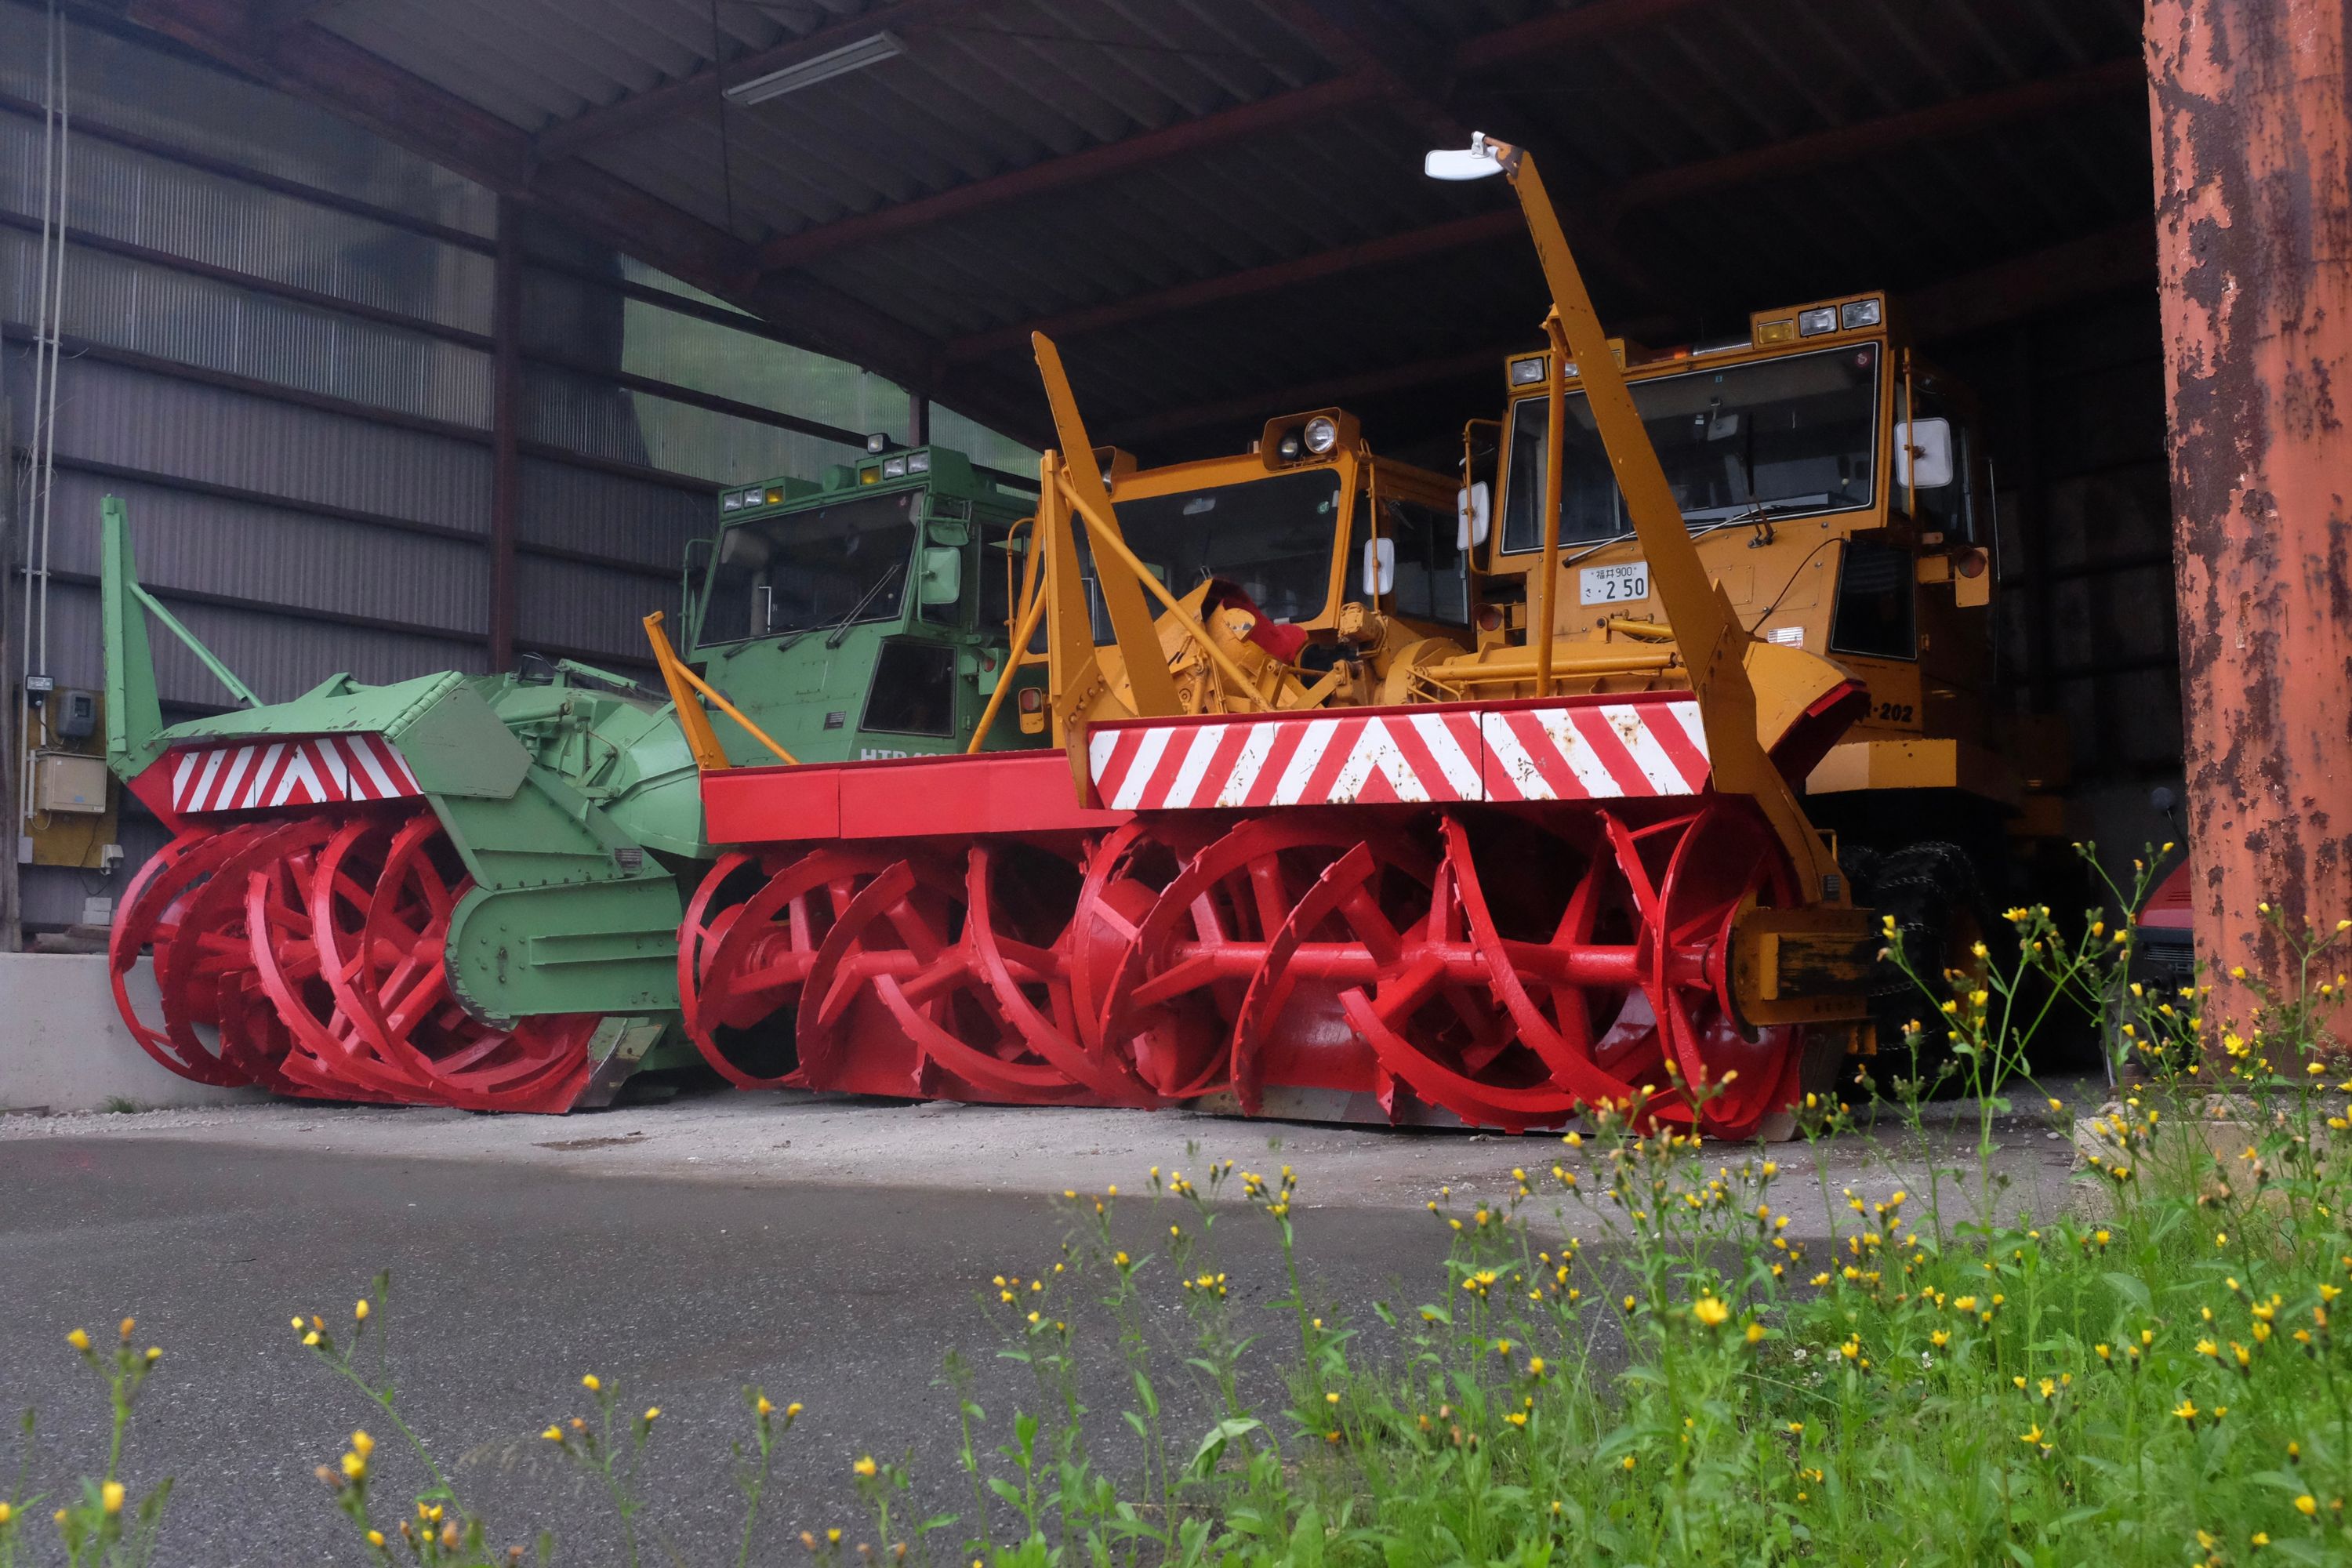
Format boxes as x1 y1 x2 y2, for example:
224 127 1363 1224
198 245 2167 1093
1479 700 1710 801
166 734 422 815
1088 699 1710 811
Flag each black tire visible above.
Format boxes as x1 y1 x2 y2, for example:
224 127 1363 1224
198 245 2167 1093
1844 841 1997 1100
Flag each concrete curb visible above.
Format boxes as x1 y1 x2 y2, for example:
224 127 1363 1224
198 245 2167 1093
0 953 267 1114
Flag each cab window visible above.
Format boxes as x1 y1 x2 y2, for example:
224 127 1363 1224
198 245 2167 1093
1380 496 1469 626
862 641 956 736
1829 539 1917 659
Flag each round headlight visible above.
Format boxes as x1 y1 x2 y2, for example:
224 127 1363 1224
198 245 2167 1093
1276 431 1304 460
1302 416 1338 455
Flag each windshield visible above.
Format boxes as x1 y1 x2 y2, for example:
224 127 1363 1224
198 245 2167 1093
697 489 919 644
1105 468 1345 625
1502 344 1878 551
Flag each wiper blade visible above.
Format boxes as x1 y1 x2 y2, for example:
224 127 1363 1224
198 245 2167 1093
824 561 903 648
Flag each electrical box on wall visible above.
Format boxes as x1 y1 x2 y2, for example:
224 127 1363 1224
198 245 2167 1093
34 752 107 814
54 689 96 740
20 685 119 869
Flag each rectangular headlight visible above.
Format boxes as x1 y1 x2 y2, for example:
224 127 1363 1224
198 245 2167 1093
882 456 908 477
1797 307 1838 337
1509 355 1546 385
1841 298 1882 330
906 452 931 473
1755 318 1795 346
723 492 742 510
764 486 783 505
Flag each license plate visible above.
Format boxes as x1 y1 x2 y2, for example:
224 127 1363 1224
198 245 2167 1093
1579 562 1649 605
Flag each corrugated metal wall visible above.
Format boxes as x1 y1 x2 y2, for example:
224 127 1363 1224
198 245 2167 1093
0 4 1030 931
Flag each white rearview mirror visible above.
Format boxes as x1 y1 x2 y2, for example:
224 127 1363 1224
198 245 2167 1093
1894 417 1955 489
1424 146 1503 181
1457 480 1490 549
1361 537 1396 597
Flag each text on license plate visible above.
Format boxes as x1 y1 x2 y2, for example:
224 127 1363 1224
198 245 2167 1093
1579 562 1650 605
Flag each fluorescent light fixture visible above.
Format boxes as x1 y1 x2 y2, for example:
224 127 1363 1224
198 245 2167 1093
724 31 905 105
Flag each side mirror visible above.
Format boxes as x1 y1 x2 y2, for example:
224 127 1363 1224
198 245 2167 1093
1894 417 1955 489
1425 135 1507 180
1457 480 1490 549
1361 537 1396 598
918 546 962 607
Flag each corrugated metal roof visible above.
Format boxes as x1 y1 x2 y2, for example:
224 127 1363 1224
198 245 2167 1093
131 0 2153 452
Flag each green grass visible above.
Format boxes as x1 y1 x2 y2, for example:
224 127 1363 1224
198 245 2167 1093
6 846 2350 1566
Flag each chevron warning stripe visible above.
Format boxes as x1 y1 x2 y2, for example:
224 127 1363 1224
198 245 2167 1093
165 735 423 815
1087 697 1710 810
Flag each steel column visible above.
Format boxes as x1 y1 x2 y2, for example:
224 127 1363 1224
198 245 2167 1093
488 196 521 673
2147 0 2352 1029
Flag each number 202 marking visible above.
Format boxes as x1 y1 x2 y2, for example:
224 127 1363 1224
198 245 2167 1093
1874 702 1915 724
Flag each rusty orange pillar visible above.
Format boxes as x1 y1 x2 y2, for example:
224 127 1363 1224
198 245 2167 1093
2147 0 2352 1035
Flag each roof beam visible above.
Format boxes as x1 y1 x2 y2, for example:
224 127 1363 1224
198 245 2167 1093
755 0 1699 278
755 72 1388 272
123 0 949 395
946 56 2145 363
1605 55 2145 214
1110 216 2162 448
1905 218 2156 342
248 0 332 32
532 0 990 163
1257 0 1467 140
1452 0 1716 71
946 209 1520 362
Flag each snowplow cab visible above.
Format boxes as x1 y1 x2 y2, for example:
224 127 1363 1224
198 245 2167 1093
683 446 1045 764
1477 294 2034 818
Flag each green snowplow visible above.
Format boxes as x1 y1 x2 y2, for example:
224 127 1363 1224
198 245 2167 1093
99 442 1039 1110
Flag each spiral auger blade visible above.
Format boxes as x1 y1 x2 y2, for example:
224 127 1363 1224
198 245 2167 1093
107 809 600 1112
665 800 1818 1136
680 840 1138 1106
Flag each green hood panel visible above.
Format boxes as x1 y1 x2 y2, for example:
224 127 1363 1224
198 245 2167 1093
150 674 529 801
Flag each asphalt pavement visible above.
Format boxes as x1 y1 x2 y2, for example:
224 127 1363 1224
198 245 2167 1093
0 1086 2098 1563
0 1136 1467 1565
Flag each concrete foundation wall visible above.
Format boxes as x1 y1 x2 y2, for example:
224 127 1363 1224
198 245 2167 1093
0 954 264 1114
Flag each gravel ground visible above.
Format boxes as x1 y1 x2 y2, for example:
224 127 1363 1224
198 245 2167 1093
0 1074 2107 1234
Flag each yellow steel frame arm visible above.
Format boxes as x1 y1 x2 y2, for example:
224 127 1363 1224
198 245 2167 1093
1044 466 1276 714
1031 333 1183 716
1491 140 1839 901
641 612 799 769
965 516 1052 753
